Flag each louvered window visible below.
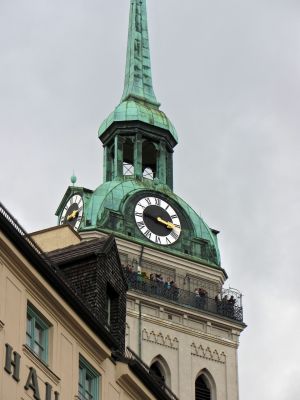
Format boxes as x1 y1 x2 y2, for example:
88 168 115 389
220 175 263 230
195 375 211 400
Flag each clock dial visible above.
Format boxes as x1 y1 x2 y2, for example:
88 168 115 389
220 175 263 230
60 194 84 231
134 196 181 245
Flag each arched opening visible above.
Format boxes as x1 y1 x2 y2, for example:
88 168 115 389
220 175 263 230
142 141 157 180
195 375 211 400
150 361 165 384
123 138 134 176
149 355 171 388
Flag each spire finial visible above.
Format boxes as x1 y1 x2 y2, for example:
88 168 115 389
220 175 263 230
71 172 77 186
121 0 160 107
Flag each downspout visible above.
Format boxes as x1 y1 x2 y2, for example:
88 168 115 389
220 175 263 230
138 245 144 358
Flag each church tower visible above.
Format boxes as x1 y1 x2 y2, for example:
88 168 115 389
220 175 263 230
56 1 245 399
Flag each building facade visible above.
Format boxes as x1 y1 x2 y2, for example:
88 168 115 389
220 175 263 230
0 203 178 400
54 1 246 399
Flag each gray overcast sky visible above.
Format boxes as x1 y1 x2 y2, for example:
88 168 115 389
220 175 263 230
1 1 300 398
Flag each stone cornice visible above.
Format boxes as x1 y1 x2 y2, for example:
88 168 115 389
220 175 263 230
127 309 239 349
127 291 245 332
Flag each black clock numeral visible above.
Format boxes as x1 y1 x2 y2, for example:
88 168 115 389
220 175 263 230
170 214 177 220
137 202 146 209
155 198 161 206
145 198 151 205
166 237 172 245
171 231 179 240
144 230 152 239
165 205 170 211
174 224 181 229
137 221 145 229
135 212 143 218
155 236 161 244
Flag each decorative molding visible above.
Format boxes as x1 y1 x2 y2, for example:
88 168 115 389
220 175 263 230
127 309 239 349
142 329 179 350
0 320 4 330
191 343 226 364
22 345 61 385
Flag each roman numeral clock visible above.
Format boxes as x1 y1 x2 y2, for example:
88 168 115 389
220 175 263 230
134 196 181 246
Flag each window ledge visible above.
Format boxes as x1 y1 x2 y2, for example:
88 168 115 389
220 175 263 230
22 345 61 385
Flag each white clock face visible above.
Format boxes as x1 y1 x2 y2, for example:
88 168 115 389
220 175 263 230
134 196 181 245
60 194 84 231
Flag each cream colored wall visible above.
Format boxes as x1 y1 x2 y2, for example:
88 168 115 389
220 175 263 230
30 225 81 253
0 232 158 400
126 306 241 400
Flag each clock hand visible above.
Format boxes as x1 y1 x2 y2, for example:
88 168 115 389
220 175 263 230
67 210 79 221
157 217 175 229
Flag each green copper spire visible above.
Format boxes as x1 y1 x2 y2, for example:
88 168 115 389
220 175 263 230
121 0 159 106
98 0 178 144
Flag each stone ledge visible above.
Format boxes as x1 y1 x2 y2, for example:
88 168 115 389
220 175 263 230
22 345 60 385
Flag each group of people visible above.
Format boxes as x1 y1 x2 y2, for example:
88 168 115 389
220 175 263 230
123 265 179 299
215 294 236 318
122 264 238 318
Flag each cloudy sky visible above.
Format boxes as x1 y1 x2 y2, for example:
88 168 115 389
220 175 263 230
1 0 300 398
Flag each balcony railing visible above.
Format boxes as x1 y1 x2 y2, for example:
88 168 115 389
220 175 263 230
123 268 243 323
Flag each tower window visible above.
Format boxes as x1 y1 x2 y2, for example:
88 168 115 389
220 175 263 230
150 361 165 385
195 375 211 400
123 138 134 176
142 141 157 179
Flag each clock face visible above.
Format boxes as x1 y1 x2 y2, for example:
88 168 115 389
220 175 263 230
134 196 181 245
60 194 84 231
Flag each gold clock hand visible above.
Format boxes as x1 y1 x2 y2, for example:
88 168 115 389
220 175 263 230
157 217 175 229
67 209 79 221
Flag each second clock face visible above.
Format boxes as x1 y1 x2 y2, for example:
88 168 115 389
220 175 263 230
60 194 84 231
134 196 181 245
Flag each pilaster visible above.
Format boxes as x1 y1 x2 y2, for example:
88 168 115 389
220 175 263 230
114 135 124 179
134 134 143 179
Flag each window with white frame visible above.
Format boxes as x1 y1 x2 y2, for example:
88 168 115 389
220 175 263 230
26 303 50 363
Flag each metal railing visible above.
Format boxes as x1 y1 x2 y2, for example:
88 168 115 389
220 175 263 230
124 347 179 400
123 269 243 322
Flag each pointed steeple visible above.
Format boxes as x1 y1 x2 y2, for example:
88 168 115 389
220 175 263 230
98 0 178 145
121 0 159 107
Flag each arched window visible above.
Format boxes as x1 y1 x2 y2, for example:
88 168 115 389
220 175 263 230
149 355 171 388
150 361 165 384
195 375 211 400
142 141 157 179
